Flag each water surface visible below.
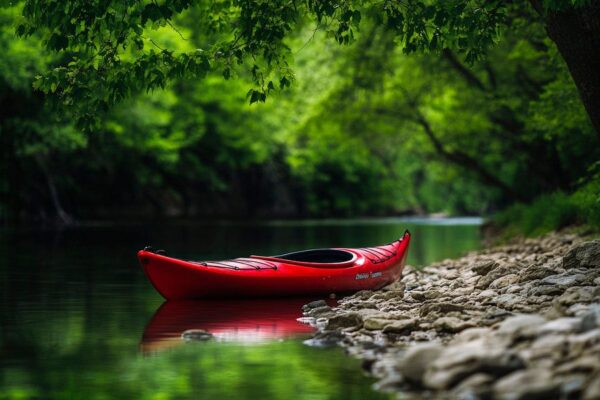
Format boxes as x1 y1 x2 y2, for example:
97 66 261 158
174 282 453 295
0 218 481 399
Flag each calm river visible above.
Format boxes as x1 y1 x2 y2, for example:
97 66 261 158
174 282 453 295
0 217 481 399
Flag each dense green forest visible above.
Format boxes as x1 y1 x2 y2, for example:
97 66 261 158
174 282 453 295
1 1 599 228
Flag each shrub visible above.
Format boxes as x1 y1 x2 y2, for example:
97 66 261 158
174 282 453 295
494 172 600 236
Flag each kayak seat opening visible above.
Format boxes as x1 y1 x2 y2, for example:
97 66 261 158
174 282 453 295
274 249 354 263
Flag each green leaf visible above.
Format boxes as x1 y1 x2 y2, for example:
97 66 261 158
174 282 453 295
280 76 290 89
249 89 261 104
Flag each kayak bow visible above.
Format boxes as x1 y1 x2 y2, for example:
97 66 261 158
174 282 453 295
138 230 411 299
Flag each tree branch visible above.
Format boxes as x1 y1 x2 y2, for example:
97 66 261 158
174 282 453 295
442 49 487 92
392 86 524 201
413 113 525 201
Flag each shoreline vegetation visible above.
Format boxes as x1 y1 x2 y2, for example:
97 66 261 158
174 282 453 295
491 172 600 238
301 231 600 399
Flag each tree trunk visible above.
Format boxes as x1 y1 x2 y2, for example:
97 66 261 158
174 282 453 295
35 154 74 226
540 2 600 141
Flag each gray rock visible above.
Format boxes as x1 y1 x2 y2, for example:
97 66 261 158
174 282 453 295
518 264 561 283
452 373 494 400
382 318 418 333
477 264 515 290
559 374 588 399
525 334 566 361
493 369 559 400
555 355 600 375
453 286 476 296
419 302 465 317
540 273 586 287
564 240 600 269
425 290 447 300
538 317 582 334
558 286 599 306
583 371 600 400
411 330 438 341
382 281 405 291
296 317 315 325
568 329 600 356
315 317 329 329
528 284 565 297
409 291 426 301
568 303 596 317
363 317 408 331
440 269 460 280
489 274 519 289
478 289 497 298
372 371 403 391
306 305 334 317
581 304 600 331
423 339 523 389
326 312 363 330
302 299 327 311
351 301 379 309
350 290 374 301
493 294 526 310
505 284 523 294
371 290 404 301
472 260 498 276
483 308 514 324
303 331 345 347
397 343 443 384
433 317 474 333
497 314 547 338
451 327 493 344
181 329 213 341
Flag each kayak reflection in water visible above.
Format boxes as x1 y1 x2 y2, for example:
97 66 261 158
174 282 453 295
140 298 325 352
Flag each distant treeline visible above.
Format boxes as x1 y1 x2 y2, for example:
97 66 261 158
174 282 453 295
1 3 598 224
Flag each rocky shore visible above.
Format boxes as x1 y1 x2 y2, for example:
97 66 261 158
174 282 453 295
300 233 600 399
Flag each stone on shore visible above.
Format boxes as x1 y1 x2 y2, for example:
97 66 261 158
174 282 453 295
326 312 363 330
432 316 474 333
497 314 547 338
302 234 600 399
493 369 559 400
396 343 443 384
563 240 600 269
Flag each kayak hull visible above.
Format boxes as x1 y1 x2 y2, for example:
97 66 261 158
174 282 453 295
138 231 411 299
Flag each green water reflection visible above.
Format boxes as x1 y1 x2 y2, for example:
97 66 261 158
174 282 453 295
0 218 480 400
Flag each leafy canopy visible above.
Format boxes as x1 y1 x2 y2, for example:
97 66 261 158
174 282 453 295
15 0 543 129
3 0 598 220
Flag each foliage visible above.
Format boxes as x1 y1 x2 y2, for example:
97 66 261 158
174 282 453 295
571 168 600 229
494 169 600 236
1 0 599 223
14 0 597 130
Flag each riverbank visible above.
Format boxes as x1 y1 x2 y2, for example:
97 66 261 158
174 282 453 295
301 232 600 399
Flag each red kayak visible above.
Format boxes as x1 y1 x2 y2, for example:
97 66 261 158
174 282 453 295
138 230 411 299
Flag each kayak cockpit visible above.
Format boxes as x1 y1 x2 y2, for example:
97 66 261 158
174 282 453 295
276 249 354 263
250 248 358 268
